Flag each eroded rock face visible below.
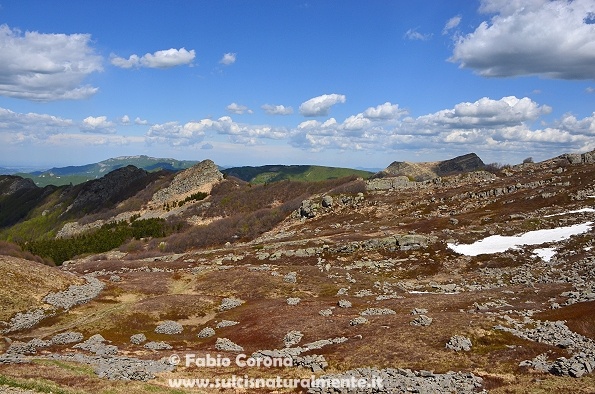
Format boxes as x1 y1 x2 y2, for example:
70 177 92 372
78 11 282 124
151 159 223 204
69 166 150 215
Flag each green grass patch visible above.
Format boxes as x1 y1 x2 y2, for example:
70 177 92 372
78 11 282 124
0 373 85 394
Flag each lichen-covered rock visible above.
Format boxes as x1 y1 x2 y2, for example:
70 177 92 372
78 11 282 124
215 338 244 352
130 333 147 345
198 327 216 338
154 320 183 335
349 317 368 326
446 335 472 352
52 331 84 345
284 331 304 348
216 320 239 329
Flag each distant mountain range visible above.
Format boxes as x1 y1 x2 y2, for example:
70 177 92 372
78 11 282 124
14 156 200 186
11 156 376 187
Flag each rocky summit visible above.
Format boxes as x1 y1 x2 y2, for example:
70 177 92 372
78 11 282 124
0 151 595 393
376 152 486 181
151 159 223 204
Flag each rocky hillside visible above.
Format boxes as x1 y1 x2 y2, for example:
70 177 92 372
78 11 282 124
375 152 485 181
0 150 595 393
150 159 223 205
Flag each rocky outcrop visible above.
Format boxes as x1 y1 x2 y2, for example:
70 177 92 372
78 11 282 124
372 153 485 182
151 159 223 204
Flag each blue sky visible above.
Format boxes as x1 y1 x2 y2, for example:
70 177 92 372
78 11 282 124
1 0 594 170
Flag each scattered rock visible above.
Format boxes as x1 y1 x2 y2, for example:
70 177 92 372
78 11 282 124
218 297 245 311
215 338 244 352
410 315 433 327
52 331 84 345
154 320 183 335
446 335 472 352
338 299 352 308
360 308 396 316
284 331 304 348
130 333 147 345
198 327 216 338
349 317 369 326
284 272 297 283
286 297 301 305
216 320 239 329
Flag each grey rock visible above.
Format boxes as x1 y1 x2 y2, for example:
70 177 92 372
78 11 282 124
130 333 147 345
155 320 183 335
216 320 239 328
360 308 396 316
286 297 301 305
218 297 244 311
284 331 304 348
411 315 433 326
215 338 244 352
51 331 84 345
144 341 173 351
338 299 352 308
349 316 368 326
43 276 105 310
198 327 216 338
446 335 472 352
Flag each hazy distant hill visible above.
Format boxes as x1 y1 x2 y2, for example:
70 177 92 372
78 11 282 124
222 164 373 184
16 155 199 186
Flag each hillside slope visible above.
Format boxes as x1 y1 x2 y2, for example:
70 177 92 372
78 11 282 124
222 164 373 184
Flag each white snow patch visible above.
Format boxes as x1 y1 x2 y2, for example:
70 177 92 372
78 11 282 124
533 248 556 262
448 222 593 257
586 246 593 251
544 208 595 217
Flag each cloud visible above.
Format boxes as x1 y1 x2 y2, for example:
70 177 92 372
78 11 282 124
81 116 116 133
442 15 462 35
0 24 102 101
363 102 407 120
0 107 74 137
147 116 288 146
219 52 237 65
405 28 432 41
450 0 595 79
134 117 148 125
261 104 294 115
120 115 130 124
111 48 195 69
201 142 214 150
299 94 346 117
226 103 253 115
289 96 593 159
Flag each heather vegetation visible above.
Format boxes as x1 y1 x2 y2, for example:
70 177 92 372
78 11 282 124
165 176 366 252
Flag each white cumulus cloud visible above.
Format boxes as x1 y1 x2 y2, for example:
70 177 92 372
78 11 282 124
451 0 595 79
0 24 102 101
219 52 237 65
111 48 196 69
81 116 116 133
134 117 148 125
363 102 407 119
261 104 294 115
226 103 253 115
299 94 346 117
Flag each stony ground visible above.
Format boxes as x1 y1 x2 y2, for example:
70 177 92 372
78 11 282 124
1 154 595 393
